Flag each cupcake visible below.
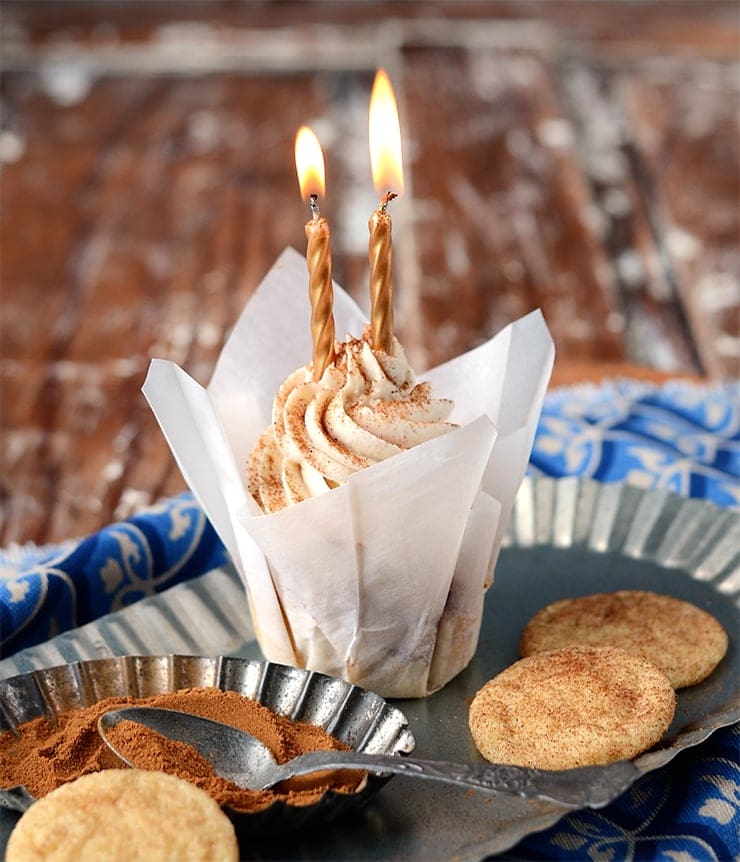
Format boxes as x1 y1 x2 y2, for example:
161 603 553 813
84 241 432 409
144 248 553 697
247 325 457 513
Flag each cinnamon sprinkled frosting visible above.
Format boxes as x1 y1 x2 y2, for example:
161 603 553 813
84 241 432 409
248 327 457 512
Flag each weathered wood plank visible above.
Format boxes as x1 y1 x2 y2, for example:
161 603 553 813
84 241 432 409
400 43 627 369
4 2 738 58
1 73 331 544
618 59 740 378
558 60 706 375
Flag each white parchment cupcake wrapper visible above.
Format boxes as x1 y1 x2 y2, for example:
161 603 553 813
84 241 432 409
143 248 554 697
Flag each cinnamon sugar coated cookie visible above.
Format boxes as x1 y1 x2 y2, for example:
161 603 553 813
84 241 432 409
6 770 239 862
520 590 728 688
469 646 675 770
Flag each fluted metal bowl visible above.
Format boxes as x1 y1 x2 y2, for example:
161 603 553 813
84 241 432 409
0 655 416 836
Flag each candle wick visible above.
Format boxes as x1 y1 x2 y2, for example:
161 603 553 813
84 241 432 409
380 191 397 214
309 194 321 221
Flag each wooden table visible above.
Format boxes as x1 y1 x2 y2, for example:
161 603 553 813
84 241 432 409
1 1 737 546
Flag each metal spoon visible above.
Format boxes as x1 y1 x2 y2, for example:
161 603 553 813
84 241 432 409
98 706 639 809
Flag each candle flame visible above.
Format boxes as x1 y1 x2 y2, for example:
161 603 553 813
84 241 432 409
295 126 325 199
369 69 404 195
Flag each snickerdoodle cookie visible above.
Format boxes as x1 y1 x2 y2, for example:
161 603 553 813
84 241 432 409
520 590 728 689
469 645 675 770
6 769 239 862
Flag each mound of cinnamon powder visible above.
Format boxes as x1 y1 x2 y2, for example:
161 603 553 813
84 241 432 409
0 687 364 812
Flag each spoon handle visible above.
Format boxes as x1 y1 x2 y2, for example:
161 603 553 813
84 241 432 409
266 751 639 809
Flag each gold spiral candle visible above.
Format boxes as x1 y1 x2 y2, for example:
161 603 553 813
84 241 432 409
306 202 335 380
368 69 404 357
295 127 335 381
368 192 396 354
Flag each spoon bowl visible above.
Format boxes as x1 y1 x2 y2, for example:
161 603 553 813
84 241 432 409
99 707 283 789
98 706 639 809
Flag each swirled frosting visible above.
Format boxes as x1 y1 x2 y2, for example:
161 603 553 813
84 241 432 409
248 328 457 513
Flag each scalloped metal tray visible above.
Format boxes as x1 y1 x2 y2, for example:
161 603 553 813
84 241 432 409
1 478 739 861
0 655 415 836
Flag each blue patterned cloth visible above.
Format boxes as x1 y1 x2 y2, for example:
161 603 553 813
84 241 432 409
509 723 739 861
1 379 738 860
0 496 229 656
530 381 739 506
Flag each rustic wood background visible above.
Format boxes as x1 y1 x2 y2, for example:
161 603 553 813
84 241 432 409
1 1 738 546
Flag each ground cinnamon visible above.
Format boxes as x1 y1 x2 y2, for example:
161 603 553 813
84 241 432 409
0 687 363 813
